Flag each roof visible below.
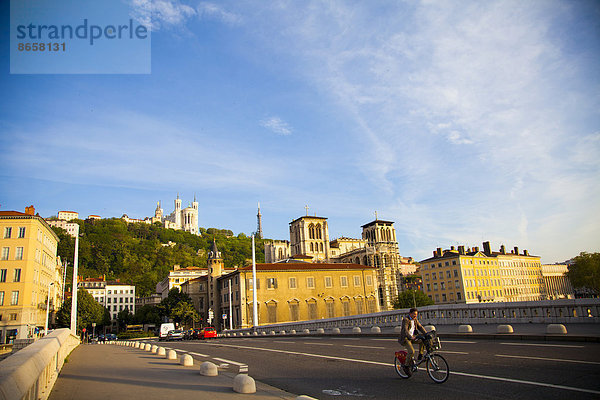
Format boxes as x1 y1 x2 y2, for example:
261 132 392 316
0 211 27 216
0 211 60 241
236 262 375 272
289 215 328 225
361 219 395 228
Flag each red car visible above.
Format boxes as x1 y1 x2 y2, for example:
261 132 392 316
200 327 217 339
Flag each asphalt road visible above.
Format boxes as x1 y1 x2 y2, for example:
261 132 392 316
157 336 600 399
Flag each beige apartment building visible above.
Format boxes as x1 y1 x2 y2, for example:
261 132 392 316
420 241 544 304
0 206 62 343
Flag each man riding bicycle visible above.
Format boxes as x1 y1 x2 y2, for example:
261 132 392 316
399 307 427 375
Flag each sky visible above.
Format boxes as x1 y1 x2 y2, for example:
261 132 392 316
1 0 599 264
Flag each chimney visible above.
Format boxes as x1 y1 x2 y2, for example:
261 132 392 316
436 247 442 257
474 246 479 253
25 205 35 215
500 245 506 254
174 264 180 270
450 246 456 251
458 245 465 255
514 247 519 255
483 241 491 256
524 250 529 256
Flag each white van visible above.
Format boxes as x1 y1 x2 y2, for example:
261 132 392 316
159 323 175 340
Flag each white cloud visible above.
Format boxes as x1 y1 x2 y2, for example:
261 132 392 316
197 2 241 25
260 116 293 136
129 0 196 30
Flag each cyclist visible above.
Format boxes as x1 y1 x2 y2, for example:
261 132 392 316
399 307 427 375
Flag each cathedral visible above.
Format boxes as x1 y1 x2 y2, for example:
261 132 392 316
153 195 200 235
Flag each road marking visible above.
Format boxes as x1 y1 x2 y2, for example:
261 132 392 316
200 342 599 395
371 339 398 342
343 345 385 349
438 350 469 355
305 342 334 346
213 357 247 366
442 340 476 344
500 343 584 348
496 354 600 365
188 352 208 357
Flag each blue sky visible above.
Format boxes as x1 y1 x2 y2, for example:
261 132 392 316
1 0 599 263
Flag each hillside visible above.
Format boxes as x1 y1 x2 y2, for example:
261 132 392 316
51 218 266 296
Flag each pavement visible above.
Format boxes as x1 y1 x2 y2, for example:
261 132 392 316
48 342 298 400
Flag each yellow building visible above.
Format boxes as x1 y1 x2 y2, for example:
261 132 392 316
420 241 543 304
0 206 61 343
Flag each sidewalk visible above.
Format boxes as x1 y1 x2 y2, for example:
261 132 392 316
48 343 297 400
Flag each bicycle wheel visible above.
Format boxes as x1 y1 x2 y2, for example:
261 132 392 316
426 354 449 383
394 356 410 379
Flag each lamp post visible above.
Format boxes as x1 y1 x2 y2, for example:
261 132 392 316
70 225 81 333
251 234 258 329
44 282 55 336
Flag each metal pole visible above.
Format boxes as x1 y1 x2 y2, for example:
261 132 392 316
228 279 233 330
70 225 80 333
252 234 258 328
44 283 54 335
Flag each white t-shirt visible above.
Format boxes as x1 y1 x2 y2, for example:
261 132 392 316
408 318 415 337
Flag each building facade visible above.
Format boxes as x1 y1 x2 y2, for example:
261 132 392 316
289 216 331 262
419 242 545 305
154 195 200 235
0 206 62 343
156 265 208 299
541 264 574 299
79 278 136 322
46 219 80 238
57 211 79 221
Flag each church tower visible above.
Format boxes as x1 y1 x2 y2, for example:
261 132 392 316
289 207 330 262
174 194 182 227
207 239 223 326
256 202 263 239
154 201 163 220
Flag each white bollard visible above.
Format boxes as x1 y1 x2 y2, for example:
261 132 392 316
280 330 286 335
424 325 436 332
546 324 567 334
458 325 473 333
296 396 319 400
167 349 177 360
316 328 325 334
331 328 341 334
497 324 514 334
371 326 381 333
261 331 267 336
157 347 166 356
291 330 297 335
181 354 194 366
145 343 152 351
303 329 310 334
151 345 158 353
352 327 362 333
233 374 256 394
270 331 276 335
199 361 218 376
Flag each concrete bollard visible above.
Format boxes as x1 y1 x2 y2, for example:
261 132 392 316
303 329 310 334
371 326 381 333
296 396 319 400
199 361 218 376
145 343 152 351
270 331 276 335
291 330 297 335
497 324 514 334
181 354 194 366
424 325 436 332
233 374 256 394
151 345 158 353
253 332 259 336
458 324 473 333
393 326 402 333
331 328 341 334
546 324 567 334
167 349 177 360
352 327 362 333
280 330 286 335
316 328 325 334
134 342 140 348
157 347 166 356
261 331 267 336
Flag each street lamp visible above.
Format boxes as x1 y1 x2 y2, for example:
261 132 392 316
44 282 55 336
70 226 81 333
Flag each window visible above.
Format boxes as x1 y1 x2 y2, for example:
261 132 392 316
108 290 111 294
267 303 277 323
13 269 21 282
1 247 9 260
18 227 26 238
108 298 111 303
11 291 19 305
454 269 458 277
366 275 373 286
0 269 6 282
446 271 451 278
326 301 335 318
432 272 437 280
426 283 431 291
248 278 260 289
306 277 315 289
289 277 297 289
289 302 299 321
457 292 462 300
120 297 123 303
340 276 348 287
324 276 332 288
308 301 318 320
113 305 117 311
10 313 17 321
433 283 438 290
442 293 447 302
440 282 445 290
355 298 363 314
267 278 277 289
353 276 361 286
15 247 23 260
4 227 11 238
0 291 4 305
342 300 350 316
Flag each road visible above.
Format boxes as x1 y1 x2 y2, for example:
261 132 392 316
155 336 600 399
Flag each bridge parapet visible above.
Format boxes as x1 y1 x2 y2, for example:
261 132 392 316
0 328 79 400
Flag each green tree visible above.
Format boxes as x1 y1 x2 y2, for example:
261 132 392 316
568 252 600 294
134 304 162 326
171 301 200 327
55 289 105 333
393 290 435 309
157 288 193 321
116 308 134 331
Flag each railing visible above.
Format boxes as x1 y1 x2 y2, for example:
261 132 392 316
226 298 600 335
0 328 80 400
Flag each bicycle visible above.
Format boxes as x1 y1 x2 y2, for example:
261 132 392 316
394 330 449 383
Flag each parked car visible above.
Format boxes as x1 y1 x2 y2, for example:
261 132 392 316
167 329 184 341
159 323 175 341
199 327 217 340
191 328 203 340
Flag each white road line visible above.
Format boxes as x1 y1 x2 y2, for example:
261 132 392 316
188 352 208 357
305 342 334 346
496 354 600 365
213 357 247 367
343 345 385 349
438 350 469 355
371 339 398 342
443 340 477 344
500 342 584 348
200 342 599 395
